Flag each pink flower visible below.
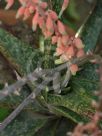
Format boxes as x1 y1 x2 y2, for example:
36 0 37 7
4 0 85 76
18 0 28 6
32 12 39 31
29 6 35 13
61 0 69 11
49 10 58 21
66 46 75 58
57 37 62 47
52 36 58 44
32 0 39 4
57 21 67 35
23 8 30 20
76 49 85 58
46 15 54 34
61 35 69 46
40 2 48 9
70 64 78 75
5 0 14 10
56 45 66 56
38 17 46 30
16 7 25 19
74 38 84 49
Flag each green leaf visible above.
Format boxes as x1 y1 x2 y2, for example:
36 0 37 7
0 27 45 103
36 119 60 136
0 28 42 75
81 1 102 51
0 111 47 136
72 63 99 93
47 84 94 123
66 0 80 20
50 106 88 123
0 108 11 122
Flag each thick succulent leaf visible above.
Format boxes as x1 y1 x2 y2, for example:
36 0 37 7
0 28 47 125
47 84 94 123
0 28 42 75
81 1 102 51
36 118 75 136
0 111 47 136
49 106 88 123
36 119 59 136
72 63 99 93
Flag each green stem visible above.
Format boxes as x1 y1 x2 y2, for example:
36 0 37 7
44 39 52 69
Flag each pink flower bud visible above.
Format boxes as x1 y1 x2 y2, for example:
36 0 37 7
60 54 69 62
74 38 84 49
61 35 69 46
43 30 53 38
57 20 67 35
52 36 58 44
54 24 60 36
49 10 58 21
40 2 48 9
23 8 30 20
56 45 65 56
5 0 14 10
76 49 85 58
57 37 62 47
32 12 39 31
46 15 54 33
61 0 69 11
16 7 25 19
46 30 53 38
38 17 46 30
32 0 39 4
29 6 35 13
70 64 78 75
18 0 27 7
66 46 75 58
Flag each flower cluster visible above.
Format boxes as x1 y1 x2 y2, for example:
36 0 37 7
5 0 85 75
